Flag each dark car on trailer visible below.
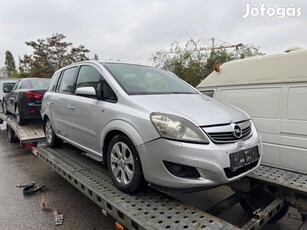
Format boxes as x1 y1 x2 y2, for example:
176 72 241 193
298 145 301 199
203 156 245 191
2 78 50 125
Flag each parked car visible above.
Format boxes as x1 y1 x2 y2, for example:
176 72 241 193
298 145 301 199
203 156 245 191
0 78 18 104
41 61 262 194
197 48 307 174
3 78 50 125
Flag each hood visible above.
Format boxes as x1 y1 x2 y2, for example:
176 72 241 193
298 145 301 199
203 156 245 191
132 94 249 126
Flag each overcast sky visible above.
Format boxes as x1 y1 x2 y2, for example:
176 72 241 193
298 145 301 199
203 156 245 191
0 0 306 69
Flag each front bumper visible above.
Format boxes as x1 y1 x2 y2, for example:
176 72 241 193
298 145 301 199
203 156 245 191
137 129 262 191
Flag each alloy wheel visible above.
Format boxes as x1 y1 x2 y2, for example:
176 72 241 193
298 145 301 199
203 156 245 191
45 119 53 144
110 142 135 185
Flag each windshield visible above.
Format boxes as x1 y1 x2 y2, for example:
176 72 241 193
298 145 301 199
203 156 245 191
103 63 197 95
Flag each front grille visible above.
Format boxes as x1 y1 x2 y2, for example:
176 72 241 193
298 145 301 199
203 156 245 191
202 120 252 144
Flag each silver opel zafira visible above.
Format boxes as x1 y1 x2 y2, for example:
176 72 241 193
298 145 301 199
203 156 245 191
41 61 262 194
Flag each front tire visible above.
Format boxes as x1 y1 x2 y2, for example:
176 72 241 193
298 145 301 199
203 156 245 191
107 135 145 194
44 118 62 148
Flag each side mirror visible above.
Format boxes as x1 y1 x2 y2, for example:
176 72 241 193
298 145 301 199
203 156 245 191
75 87 96 97
3 85 13 93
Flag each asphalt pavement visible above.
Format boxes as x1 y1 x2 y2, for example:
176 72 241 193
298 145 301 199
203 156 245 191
0 122 303 230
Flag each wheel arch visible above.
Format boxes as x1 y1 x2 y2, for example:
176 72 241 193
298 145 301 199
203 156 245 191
101 120 144 165
42 115 50 132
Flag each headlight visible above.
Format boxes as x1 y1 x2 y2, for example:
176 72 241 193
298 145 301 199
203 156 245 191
150 113 209 144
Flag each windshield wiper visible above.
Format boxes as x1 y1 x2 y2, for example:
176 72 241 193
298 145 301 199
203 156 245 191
167 92 196 94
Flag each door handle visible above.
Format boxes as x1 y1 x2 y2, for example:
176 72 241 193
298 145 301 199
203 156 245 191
50 100 54 105
68 105 74 110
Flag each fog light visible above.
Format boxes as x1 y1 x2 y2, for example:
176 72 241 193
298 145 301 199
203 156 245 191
29 109 36 113
163 161 200 178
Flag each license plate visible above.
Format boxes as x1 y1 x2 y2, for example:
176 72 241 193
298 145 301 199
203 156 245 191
229 146 259 171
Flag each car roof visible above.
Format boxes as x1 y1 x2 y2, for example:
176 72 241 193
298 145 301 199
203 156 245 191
198 48 307 88
0 78 18 82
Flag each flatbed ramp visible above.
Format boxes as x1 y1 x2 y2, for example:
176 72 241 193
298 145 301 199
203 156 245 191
246 165 307 196
0 113 45 144
33 145 239 230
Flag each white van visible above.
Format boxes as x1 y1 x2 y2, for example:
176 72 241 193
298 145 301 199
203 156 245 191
197 48 307 174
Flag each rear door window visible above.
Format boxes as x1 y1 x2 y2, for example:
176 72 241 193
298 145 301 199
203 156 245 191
48 72 61 92
58 67 77 93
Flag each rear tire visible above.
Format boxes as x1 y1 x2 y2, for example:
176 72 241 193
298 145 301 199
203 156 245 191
44 118 62 148
107 135 145 194
2 102 9 115
7 125 17 143
15 106 24 125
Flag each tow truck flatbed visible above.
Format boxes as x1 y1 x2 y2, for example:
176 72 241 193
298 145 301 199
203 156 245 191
32 145 289 230
246 165 307 196
0 113 45 147
32 145 238 230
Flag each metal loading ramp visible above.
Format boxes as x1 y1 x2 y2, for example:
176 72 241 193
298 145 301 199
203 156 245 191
0 113 45 143
247 165 307 195
32 146 238 230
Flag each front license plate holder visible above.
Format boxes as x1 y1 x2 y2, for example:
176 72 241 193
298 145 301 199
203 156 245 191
229 146 259 171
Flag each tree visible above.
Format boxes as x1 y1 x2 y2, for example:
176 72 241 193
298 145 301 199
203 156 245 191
4 50 16 77
151 39 208 86
237 44 265 59
150 38 265 86
19 33 90 78
0 67 8 78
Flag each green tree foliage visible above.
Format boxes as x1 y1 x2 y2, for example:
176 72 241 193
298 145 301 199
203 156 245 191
0 67 8 78
150 39 265 87
4 50 16 77
19 33 90 78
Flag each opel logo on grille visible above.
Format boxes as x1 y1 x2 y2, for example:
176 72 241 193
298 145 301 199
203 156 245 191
233 125 243 139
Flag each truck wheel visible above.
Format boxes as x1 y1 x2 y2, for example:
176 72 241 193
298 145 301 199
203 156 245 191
7 125 17 143
3 102 9 115
44 118 62 148
240 191 289 223
107 135 145 194
15 107 24 125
